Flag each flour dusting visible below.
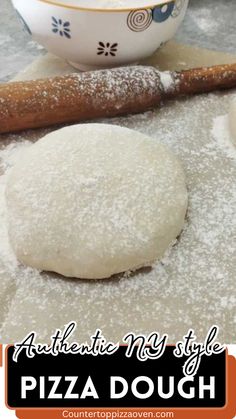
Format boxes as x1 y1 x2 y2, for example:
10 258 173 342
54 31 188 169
211 114 236 160
159 71 176 92
0 91 236 343
189 7 218 33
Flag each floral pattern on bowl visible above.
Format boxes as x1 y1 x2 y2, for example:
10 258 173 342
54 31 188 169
52 17 71 38
97 42 118 57
11 0 188 70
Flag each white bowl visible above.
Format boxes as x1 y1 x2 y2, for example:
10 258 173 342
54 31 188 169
12 0 189 70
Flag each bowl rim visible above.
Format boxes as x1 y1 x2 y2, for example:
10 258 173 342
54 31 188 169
38 0 177 12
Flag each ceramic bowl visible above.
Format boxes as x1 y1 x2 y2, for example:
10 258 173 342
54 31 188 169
12 0 189 71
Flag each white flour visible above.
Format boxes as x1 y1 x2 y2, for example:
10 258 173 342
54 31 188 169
212 114 236 160
53 0 167 9
0 92 236 343
189 7 218 33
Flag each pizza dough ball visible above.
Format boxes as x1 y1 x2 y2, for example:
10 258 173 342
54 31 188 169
229 100 236 145
6 124 188 279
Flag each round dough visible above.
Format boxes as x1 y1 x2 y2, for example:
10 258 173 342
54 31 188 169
229 100 236 145
6 124 188 279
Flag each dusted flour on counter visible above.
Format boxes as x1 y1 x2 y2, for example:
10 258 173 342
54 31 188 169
1 91 236 344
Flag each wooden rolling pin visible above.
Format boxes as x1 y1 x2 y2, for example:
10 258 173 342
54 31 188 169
0 63 236 134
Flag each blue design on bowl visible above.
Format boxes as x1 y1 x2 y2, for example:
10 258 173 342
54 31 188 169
15 9 32 35
52 17 71 39
153 2 175 22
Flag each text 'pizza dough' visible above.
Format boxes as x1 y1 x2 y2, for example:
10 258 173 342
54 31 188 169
6 123 188 279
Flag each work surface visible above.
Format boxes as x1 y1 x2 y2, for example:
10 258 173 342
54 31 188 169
1 0 236 82
0 41 236 343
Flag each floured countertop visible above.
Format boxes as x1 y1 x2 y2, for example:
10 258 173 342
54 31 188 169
0 41 236 343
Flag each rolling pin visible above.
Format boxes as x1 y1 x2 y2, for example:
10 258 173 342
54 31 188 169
0 63 236 134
